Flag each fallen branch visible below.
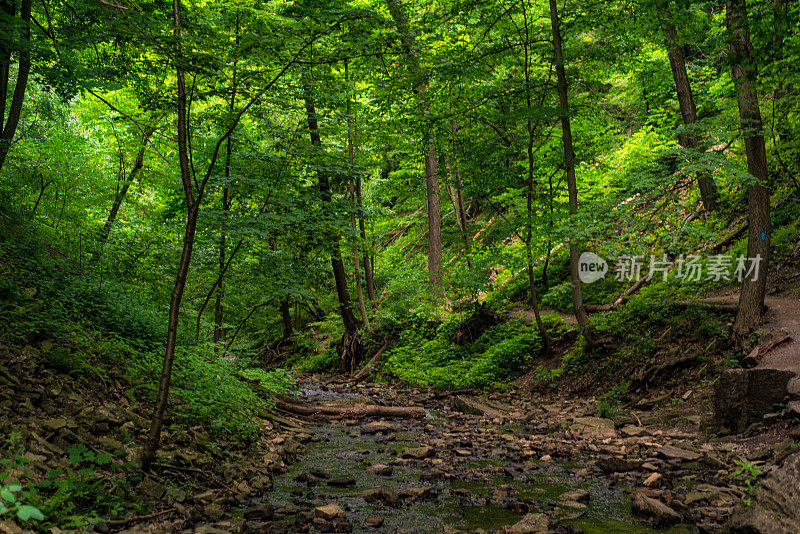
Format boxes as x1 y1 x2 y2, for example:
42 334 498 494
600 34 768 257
354 340 388 382
585 276 648 312
672 299 739 312
275 395 425 419
106 508 180 527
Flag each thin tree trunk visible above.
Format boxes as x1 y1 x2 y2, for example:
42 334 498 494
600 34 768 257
303 78 362 373
31 173 53 216
356 171 375 301
0 0 13 135
0 0 32 175
94 123 156 259
213 186 228 345
279 299 293 339
386 0 443 289
344 59 370 329
549 0 592 348
727 0 771 336
142 0 199 470
449 119 473 268
265 237 293 339
662 16 719 211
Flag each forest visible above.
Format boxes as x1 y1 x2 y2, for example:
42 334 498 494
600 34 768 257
0 0 799 532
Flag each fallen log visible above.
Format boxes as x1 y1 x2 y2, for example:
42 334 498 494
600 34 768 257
275 395 425 419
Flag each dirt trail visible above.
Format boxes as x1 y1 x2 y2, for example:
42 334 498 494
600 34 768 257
693 293 800 374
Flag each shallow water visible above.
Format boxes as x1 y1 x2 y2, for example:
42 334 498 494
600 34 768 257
270 419 696 533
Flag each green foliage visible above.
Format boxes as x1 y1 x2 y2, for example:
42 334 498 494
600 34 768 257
385 315 541 389
732 460 764 505
0 224 296 440
595 380 630 418
0 484 45 523
540 281 574 313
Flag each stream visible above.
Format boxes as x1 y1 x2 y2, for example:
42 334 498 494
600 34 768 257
266 384 697 533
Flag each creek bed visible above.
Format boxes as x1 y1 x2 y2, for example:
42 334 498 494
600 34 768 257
270 410 695 533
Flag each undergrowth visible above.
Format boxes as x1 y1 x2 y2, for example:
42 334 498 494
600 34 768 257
0 220 296 440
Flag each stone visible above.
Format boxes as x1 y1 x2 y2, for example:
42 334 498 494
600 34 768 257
328 476 356 487
560 490 590 504
0 521 26 534
786 400 800 416
367 464 393 476
597 457 643 473
570 417 616 439
203 502 225 522
244 503 274 520
450 396 506 418
43 418 69 432
362 422 397 435
364 517 384 528
631 489 680 526
621 424 647 437
400 445 435 459
420 468 445 481
723 451 800 533
715 368 795 432
166 487 187 503
362 487 400 506
643 472 663 487
787 377 800 397
312 518 333 532
315 504 345 521
503 512 549 534
657 445 701 461
137 478 166 501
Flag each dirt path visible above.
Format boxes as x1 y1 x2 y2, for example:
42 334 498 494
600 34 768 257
692 293 800 374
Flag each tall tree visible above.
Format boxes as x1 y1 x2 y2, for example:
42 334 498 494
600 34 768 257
303 73 362 373
142 0 198 470
726 0 770 336
549 0 592 348
0 0 32 175
660 7 720 211
345 59 370 328
386 0 443 290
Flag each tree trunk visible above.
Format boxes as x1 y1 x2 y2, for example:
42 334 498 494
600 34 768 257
386 0 443 289
214 17 239 347
142 0 199 470
448 119 473 268
279 299 293 339
94 123 156 260
727 0 771 336
0 0 32 175
424 142 443 286
663 17 719 211
549 0 592 348
213 186 228 345
303 80 362 373
357 171 375 301
345 59 370 329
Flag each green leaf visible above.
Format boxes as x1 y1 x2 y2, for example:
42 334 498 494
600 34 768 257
0 488 15 503
6 485 21 492
16 505 44 522
0 502 8 515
